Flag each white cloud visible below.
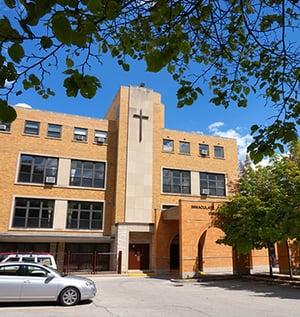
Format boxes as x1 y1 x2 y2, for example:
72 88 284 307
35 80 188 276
14 102 32 109
208 121 224 133
208 121 252 163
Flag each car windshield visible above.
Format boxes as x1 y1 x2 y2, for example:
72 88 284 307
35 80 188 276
46 267 63 277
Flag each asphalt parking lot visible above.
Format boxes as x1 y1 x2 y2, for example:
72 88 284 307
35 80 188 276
0 276 299 317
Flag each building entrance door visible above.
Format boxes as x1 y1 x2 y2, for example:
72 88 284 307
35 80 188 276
128 244 149 270
170 235 179 270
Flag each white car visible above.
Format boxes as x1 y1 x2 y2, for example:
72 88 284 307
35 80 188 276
0 253 57 269
0 262 96 306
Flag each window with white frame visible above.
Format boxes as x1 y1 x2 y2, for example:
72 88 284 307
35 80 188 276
200 172 226 196
47 124 62 138
162 168 191 194
12 198 54 228
24 121 40 135
73 127 88 141
162 139 174 152
18 154 58 184
214 146 224 158
70 160 105 188
0 121 11 132
94 130 108 144
179 141 190 154
66 201 103 230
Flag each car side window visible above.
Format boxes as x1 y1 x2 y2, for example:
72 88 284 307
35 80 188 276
0 265 23 276
6 256 20 262
22 257 35 263
26 265 49 277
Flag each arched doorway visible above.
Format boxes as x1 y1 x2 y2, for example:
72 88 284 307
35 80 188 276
170 234 179 270
198 231 207 272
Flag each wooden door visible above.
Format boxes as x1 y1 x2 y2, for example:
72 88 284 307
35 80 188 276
128 244 149 270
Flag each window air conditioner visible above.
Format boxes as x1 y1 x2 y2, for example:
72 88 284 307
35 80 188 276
0 124 7 131
45 176 56 184
96 136 107 144
75 135 85 141
201 188 209 195
200 149 209 155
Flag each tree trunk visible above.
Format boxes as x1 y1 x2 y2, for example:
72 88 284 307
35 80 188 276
286 240 293 279
267 244 273 277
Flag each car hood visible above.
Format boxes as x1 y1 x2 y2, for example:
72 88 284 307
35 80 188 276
62 275 94 284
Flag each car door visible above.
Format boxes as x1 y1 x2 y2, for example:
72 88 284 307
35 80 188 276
0 264 24 301
20 265 59 301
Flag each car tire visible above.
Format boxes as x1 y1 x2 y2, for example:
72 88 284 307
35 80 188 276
59 287 80 306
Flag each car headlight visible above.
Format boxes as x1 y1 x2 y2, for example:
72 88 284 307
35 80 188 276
85 281 94 288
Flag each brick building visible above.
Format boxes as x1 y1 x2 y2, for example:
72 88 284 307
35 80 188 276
0 86 268 277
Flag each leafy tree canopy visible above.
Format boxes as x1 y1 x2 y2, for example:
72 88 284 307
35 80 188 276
0 0 299 162
214 141 300 254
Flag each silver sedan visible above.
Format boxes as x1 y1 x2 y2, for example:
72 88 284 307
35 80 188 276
0 262 97 306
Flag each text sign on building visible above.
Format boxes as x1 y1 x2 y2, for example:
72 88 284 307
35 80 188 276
191 204 214 211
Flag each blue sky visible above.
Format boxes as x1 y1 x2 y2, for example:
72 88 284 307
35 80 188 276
9 52 273 163
1 1 279 164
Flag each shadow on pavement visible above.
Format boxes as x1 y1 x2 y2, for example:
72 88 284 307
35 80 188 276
0 299 92 308
195 279 300 300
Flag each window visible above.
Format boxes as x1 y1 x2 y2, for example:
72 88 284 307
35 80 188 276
18 154 58 184
199 144 209 156
66 201 103 230
0 265 22 276
70 160 105 188
74 127 88 141
0 121 11 132
162 139 174 152
24 120 40 135
200 173 226 196
12 198 54 228
26 265 48 277
162 169 191 194
179 141 190 154
94 130 108 144
214 146 224 158
47 124 62 138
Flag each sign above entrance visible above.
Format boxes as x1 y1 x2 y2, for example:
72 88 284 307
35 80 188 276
191 204 214 210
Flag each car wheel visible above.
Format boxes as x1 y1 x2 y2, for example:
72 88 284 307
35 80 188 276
59 287 80 306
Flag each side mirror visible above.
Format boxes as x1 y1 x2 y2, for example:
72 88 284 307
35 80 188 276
45 273 55 283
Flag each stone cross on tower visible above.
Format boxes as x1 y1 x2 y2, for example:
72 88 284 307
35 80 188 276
133 109 149 142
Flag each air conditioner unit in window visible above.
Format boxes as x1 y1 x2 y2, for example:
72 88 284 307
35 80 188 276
45 176 56 184
75 135 85 141
0 124 7 131
96 137 107 144
201 188 209 195
200 149 209 155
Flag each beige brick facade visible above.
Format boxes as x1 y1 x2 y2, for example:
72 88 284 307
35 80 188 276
0 86 269 277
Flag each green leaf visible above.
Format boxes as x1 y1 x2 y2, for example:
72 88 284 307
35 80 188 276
28 74 40 85
79 75 101 99
52 12 72 45
4 0 16 8
0 99 17 122
8 43 24 63
40 36 53 49
66 57 74 68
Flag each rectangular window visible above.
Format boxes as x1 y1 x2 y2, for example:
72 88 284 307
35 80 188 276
162 168 191 194
12 198 54 228
161 204 177 210
18 154 58 184
74 127 88 142
0 121 11 132
47 124 62 138
214 146 224 158
24 121 40 135
200 172 226 196
70 160 105 188
66 201 103 230
94 130 108 144
199 144 209 156
179 141 190 154
162 139 174 152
